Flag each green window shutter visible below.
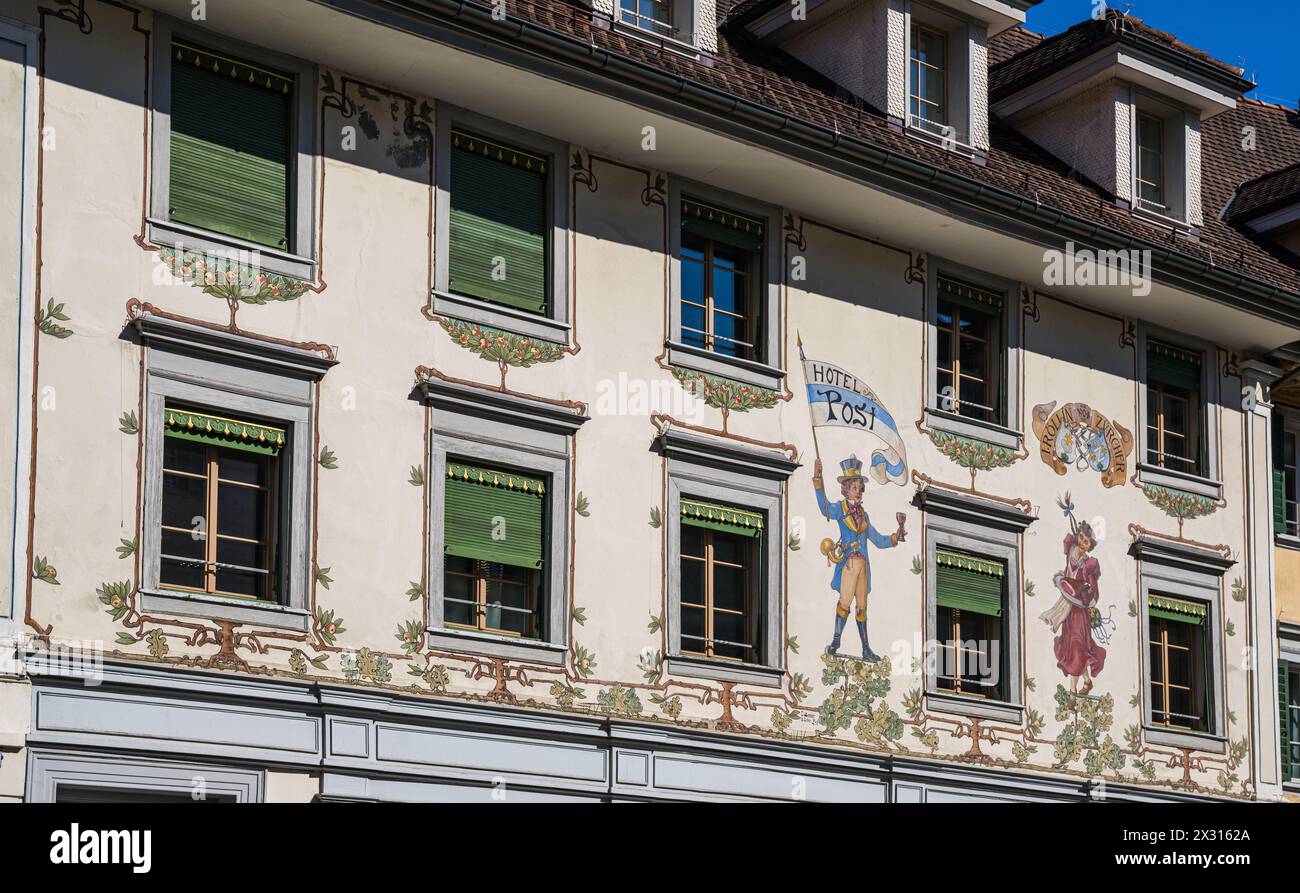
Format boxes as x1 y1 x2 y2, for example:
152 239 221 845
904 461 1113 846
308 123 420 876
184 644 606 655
1280 661 1293 782
1148 593 1207 626
169 42 293 250
443 462 546 569
164 407 286 456
448 131 549 314
937 276 1004 314
681 197 765 253
1147 340 1202 391
679 498 764 539
935 550 1004 617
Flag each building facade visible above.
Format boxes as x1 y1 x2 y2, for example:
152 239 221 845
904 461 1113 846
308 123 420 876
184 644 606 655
1 0 1298 802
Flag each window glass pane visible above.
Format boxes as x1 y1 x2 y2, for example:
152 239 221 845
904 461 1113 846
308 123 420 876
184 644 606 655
681 556 705 606
713 611 748 660
681 605 705 651
162 472 206 530
486 578 534 637
160 530 204 590
216 567 263 598
219 451 269 487
681 248 705 305
164 438 206 475
712 563 747 614
682 524 705 559
443 568 476 627
217 481 268 541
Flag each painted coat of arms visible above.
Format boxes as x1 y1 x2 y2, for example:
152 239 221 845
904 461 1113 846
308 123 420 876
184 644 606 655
1031 401 1132 488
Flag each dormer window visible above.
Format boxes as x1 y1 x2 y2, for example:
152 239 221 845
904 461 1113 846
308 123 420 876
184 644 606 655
620 0 674 38
1136 111 1166 214
909 24 948 135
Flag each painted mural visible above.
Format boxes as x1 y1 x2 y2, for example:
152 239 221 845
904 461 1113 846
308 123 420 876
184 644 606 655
1040 494 1114 694
1031 401 1133 488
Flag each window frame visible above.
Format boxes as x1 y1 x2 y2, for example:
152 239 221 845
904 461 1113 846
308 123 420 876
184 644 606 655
903 2 975 150
667 178 784 391
433 103 571 345
1136 547 1228 752
25 749 263 803
909 22 949 135
137 314 329 632
1274 409 1300 543
660 427 791 687
148 17 318 281
933 551 1007 702
1148 605 1212 733
923 259 1023 451
422 379 585 666
611 0 701 54
1129 90 1191 226
1135 322 1221 498
678 501 764 664
922 499 1024 723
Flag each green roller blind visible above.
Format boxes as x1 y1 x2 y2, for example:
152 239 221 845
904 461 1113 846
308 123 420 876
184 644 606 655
680 197 764 253
1280 661 1293 782
443 462 546 569
1275 468 1289 535
448 131 548 314
680 498 763 538
169 42 293 250
935 550 1004 617
1147 340 1202 391
163 406 285 456
937 276 1004 313
1149 593 1207 625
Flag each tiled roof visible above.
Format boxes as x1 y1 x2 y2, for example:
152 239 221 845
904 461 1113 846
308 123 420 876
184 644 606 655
499 0 1300 296
988 26 1041 66
990 11 1247 99
1227 161 1300 224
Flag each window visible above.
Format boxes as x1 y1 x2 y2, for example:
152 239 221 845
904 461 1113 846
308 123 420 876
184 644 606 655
159 407 285 602
448 130 549 317
148 20 316 280
679 499 763 662
423 376 584 665
934 276 1004 426
137 313 328 632
433 107 570 344
1282 661 1300 782
619 0 674 37
1145 339 1203 477
910 24 948 135
1136 111 1166 214
442 462 546 640
934 550 1006 701
1148 594 1211 732
680 197 764 363
667 182 783 390
1273 421 1298 537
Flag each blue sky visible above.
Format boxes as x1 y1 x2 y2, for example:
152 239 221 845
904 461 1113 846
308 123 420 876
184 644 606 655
1025 0 1300 109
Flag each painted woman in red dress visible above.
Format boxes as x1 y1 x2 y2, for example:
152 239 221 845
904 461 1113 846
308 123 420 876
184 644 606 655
1040 494 1106 694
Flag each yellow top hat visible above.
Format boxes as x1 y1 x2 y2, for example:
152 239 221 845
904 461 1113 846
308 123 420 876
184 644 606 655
837 454 865 484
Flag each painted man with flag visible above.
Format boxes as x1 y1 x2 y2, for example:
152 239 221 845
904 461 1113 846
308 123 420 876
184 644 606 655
801 336 908 661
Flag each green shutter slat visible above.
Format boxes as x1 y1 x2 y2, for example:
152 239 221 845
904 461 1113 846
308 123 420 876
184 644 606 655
443 464 545 570
1275 467 1289 535
935 551 1004 617
448 136 548 314
1147 341 1201 391
169 45 292 250
1280 661 1293 782
680 198 765 253
679 498 763 538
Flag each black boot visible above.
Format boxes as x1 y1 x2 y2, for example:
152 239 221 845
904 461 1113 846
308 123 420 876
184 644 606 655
827 609 848 655
856 614 881 662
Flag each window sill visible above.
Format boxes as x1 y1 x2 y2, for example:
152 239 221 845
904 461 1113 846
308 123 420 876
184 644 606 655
903 125 985 163
1275 533 1300 552
1142 724 1227 754
925 690 1024 724
664 654 784 689
924 407 1022 452
147 217 315 282
424 626 568 667
138 588 310 633
1131 204 1194 233
609 20 701 60
431 289 570 346
665 340 785 392
1135 462 1222 500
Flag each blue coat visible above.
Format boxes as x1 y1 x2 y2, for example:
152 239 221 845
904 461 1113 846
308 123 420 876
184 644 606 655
815 483 896 592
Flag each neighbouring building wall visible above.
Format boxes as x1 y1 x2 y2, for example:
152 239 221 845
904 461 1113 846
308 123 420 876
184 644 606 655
4 0 1275 801
1277 547 1300 623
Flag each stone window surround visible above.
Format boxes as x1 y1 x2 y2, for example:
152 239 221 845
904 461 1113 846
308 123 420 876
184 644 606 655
916 486 1029 724
136 314 333 633
658 426 796 688
25 748 264 803
1131 535 1232 753
147 16 318 282
1134 320 1222 500
420 377 587 666
923 255 1024 451
432 103 573 345
666 177 785 392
